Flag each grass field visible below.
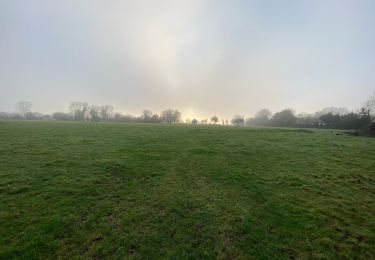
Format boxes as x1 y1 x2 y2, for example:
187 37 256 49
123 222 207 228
0 121 374 259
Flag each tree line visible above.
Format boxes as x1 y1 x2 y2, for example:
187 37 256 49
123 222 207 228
1 93 374 130
0 101 182 124
243 107 373 130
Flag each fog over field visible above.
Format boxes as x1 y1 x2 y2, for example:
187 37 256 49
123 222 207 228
1 0 374 118
1 2 375 258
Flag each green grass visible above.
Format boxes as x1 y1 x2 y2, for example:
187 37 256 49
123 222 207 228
0 121 374 259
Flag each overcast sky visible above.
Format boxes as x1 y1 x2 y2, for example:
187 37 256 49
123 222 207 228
1 0 374 119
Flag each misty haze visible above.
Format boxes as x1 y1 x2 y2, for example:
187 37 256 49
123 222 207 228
0 1 374 259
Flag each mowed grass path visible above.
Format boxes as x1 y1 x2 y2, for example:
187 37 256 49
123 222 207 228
0 121 374 259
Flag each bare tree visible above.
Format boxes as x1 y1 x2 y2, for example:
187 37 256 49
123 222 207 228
246 108 272 126
365 92 375 119
141 109 155 123
255 109 272 120
231 115 245 127
161 109 181 123
15 101 32 116
100 105 114 121
69 102 89 121
211 115 219 124
191 119 198 125
151 113 160 123
89 106 101 121
113 112 124 122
